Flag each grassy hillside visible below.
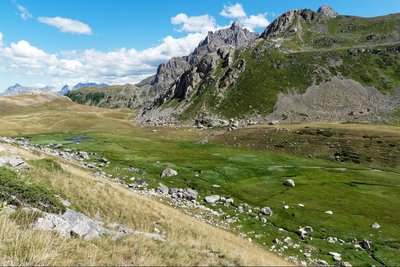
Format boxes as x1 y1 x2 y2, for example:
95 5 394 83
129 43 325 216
0 147 285 266
167 12 400 121
0 95 399 265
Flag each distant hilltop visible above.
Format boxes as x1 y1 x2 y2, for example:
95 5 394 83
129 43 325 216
1 82 109 97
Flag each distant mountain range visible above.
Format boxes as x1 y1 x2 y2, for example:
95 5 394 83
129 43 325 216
1 83 109 97
0 84 56 96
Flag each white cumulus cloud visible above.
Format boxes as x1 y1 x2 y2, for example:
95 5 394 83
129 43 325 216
38 16 92 35
220 3 247 18
220 3 269 31
0 2 270 89
171 13 217 33
240 14 269 31
17 4 32 20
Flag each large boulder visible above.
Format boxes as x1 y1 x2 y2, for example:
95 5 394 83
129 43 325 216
160 167 178 178
0 155 30 170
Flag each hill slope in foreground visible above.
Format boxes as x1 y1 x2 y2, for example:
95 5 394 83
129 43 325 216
0 94 399 266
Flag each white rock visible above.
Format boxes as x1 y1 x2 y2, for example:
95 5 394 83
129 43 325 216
204 195 220 203
283 205 289 209
160 167 178 178
325 210 333 215
298 203 304 207
283 237 292 244
371 222 380 229
341 262 352 267
329 252 341 261
260 207 273 216
284 179 295 187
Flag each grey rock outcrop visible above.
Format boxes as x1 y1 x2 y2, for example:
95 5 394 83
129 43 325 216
32 209 167 242
33 209 111 240
317 4 339 18
0 155 30 170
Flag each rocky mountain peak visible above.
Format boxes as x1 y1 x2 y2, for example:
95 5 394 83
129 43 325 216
317 4 339 18
261 8 314 38
230 21 241 30
151 23 258 90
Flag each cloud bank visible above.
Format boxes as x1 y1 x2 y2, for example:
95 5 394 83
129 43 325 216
2 2 269 88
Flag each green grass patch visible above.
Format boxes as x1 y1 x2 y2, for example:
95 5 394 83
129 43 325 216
0 167 64 213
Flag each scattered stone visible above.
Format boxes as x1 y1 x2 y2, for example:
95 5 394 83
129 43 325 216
204 195 220 203
87 162 97 168
341 262 352 267
273 239 282 245
283 205 289 209
269 120 280 125
76 151 89 160
329 252 342 261
260 217 267 223
298 203 304 207
260 207 273 216
155 183 169 195
212 184 221 188
284 179 295 187
315 259 329 266
225 198 234 204
371 222 381 229
325 210 333 215
283 236 292 244
0 145 6 152
160 167 178 178
304 252 311 258
360 239 372 250
183 188 198 200
326 236 337 243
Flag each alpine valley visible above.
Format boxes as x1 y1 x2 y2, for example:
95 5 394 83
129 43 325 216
0 4 399 267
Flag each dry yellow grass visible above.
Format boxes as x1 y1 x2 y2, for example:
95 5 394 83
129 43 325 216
0 144 291 266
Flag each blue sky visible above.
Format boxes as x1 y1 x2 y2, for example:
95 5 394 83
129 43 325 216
0 0 399 91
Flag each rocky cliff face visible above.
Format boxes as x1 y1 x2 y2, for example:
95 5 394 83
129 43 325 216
151 22 258 91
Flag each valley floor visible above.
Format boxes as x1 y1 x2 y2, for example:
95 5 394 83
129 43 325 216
0 94 399 266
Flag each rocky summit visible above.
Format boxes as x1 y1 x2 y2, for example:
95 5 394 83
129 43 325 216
151 22 258 91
